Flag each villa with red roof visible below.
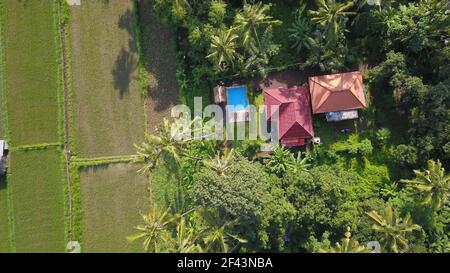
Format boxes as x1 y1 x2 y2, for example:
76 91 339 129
309 71 367 122
264 86 314 147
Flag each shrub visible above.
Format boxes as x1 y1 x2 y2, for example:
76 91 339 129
394 144 418 166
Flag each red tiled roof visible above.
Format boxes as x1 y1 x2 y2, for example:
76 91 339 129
309 71 367 113
264 86 314 146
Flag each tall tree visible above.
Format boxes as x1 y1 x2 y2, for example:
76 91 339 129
201 209 247 253
401 160 450 210
207 28 240 71
367 206 421 253
233 1 281 49
203 149 235 176
172 217 201 253
134 118 203 175
265 145 295 177
307 0 355 44
127 203 180 253
288 10 315 53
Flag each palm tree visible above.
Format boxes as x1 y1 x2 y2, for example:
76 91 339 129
367 206 421 253
207 28 240 71
307 0 355 43
243 25 280 78
288 14 316 53
401 159 450 210
233 1 282 49
265 145 295 177
319 227 369 253
127 203 180 252
134 118 203 175
174 0 191 10
288 4 316 53
203 149 234 176
201 209 247 253
172 217 201 253
291 152 311 175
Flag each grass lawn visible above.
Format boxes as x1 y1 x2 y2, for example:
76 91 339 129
0 176 11 252
8 148 65 253
79 163 148 253
2 0 60 145
70 0 145 157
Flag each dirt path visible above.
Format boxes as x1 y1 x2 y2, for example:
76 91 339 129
138 0 179 133
57 0 74 242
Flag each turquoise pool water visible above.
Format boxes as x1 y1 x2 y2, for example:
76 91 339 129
227 86 249 111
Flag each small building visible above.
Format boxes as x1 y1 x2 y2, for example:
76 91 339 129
309 71 367 121
213 85 226 104
0 140 8 176
264 86 314 147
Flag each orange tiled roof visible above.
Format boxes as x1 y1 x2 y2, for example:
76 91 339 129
309 71 367 114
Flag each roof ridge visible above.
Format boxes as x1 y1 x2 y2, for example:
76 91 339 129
346 87 366 108
294 120 314 137
309 79 332 112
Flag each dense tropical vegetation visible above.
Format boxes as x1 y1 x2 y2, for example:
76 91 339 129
127 0 450 253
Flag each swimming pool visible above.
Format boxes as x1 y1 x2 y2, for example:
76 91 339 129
226 86 249 111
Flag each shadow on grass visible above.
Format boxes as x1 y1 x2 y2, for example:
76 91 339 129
0 175 6 191
138 0 179 112
112 48 138 99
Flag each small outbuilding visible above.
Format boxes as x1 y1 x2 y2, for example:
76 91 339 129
213 85 227 104
0 140 8 176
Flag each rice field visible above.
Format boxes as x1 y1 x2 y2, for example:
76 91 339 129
79 163 148 253
2 0 60 145
69 0 145 157
8 148 65 253
0 176 11 252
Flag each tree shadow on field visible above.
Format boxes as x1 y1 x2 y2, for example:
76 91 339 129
112 48 138 99
139 0 179 112
0 176 7 191
118 8 138 53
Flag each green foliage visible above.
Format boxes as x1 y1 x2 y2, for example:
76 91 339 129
284 165 362 246
375 128 391 147
265 145 294 177
208 0 227 25
380 182 399 200
243 25 281 78
128 201 189 253
307 0 355 45
199 208 247 253
332 135 373 157
265 146 311 177
367 205 421 253
394 144 418 166
233 2 282 49
191 154 268 219
367 50 450 163
384 1 449 55
319 227 369 253
147 0 450 253
207 27 240 72
401 160 450 211
288 5 314 53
